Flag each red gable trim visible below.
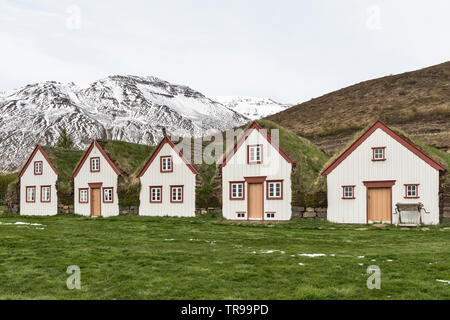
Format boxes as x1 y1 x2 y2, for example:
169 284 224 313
321 120 446 175
137 136 199 177
18 145 58 178
218 121 294 168
72 140 121 178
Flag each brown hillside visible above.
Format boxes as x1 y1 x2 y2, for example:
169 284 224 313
267 61 450 155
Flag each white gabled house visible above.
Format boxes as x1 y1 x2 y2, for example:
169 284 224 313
218 121 295 221
322 121 446 225
18 145 58 216
137 136 198 217
72 140 121 217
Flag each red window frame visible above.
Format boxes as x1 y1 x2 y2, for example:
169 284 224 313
90 157 100 172
34 161 43 175
102 187 114 203
372 147 386 161
26 186 36 203
149 186 163 203
342 185 356 199
160 156 173 172
247 144 263 164
78 188 89 203
40 185 51 203
170 185 184 203
266 180 283 200
404 184 419 199
229 181 245 200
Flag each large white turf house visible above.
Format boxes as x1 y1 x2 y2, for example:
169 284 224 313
18 145 58 216
322 121 446 225
218 121 294 221
72 140 121 217
138 136 198 217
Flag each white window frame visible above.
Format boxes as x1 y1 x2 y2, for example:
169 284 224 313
230 182 244 200
267 181 282 199
248 145 262 163
170 186 183 203
41 186 51 202
150 186 162 203
91 157 100 172
342 186 355 199
103 188 113 203
79 189 88 203
161 156 172 172
34 161 43 175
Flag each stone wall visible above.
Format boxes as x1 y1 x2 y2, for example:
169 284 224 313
441 186 450 223
291 206 327 219
58 204 74 214
119 206 139 215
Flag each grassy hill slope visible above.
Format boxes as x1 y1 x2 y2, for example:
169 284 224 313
267 61 450 155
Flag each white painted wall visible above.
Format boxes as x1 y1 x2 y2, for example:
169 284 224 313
20 149 58 216
139 143 196 217
73 144 119 217
327 128 440 225
222 129 293 220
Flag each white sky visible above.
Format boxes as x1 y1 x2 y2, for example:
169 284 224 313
0 0 449 103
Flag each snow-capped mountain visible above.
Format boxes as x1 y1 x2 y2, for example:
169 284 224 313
212 96 291 120
0 75 248 172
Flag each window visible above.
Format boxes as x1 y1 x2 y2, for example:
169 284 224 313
237 212 246 218
170 186 183 203
160 156 173 172
267 180 283 199
34 161 43 175
103 187 113 203
26 186 36 203
91 157 100 172
248 145 262 164
150 186 162 203
342 186 355 199
266 212 275 219
405 184 419 198
230 182 245 200
372 147 386 161
41 186 51 202
79 188 88 203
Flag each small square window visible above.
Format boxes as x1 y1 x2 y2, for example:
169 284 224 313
91 157 100 172
170 186 183 203
79 189 88 203
41 186 51 202
266 212 275 218
161 156 172 172
237 212 245 218
150 186 162 203
405 184 419 198
248 145 262 163
372 147 386 161
103 188 113 203
230 182 244 200
267 181 282 199
342 186 355 199
34 161 43 175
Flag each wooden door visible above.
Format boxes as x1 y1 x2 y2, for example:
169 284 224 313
367 188 391 222
248 183 263 219
91 188 101 217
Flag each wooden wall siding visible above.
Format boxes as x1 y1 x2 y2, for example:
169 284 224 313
20 149 58 215
139 143 196 217
222 129 293 220
327 128 440 224
73 144 119 217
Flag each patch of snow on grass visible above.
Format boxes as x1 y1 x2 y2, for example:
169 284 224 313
298 263 305 266
164 238 175 241
299 253 326 258
436 279 450 284
357 256 364 259
0 221 45 226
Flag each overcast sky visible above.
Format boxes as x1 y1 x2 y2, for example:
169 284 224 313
0 0 449 103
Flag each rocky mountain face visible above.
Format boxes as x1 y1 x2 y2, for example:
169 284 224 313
212 96 291 120
0 75 249 172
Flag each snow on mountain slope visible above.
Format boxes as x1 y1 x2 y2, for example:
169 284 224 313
212 96 291 120
0 75 248 172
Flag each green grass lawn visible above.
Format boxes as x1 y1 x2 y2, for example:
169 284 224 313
0 214 449 299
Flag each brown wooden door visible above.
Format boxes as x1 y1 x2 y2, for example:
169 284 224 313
367 188 391 222
91 188 101 217
248 183 263 219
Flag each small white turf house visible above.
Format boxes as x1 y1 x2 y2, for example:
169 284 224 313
72 141 121 217
137 136 198 217
218 121 294 220
322 121 446 225
18 145 58 216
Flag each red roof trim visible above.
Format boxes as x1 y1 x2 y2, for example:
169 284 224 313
72 140 121 178
19 145 58 178
218 121 294 168
137 136 199 177
321 120 446 175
